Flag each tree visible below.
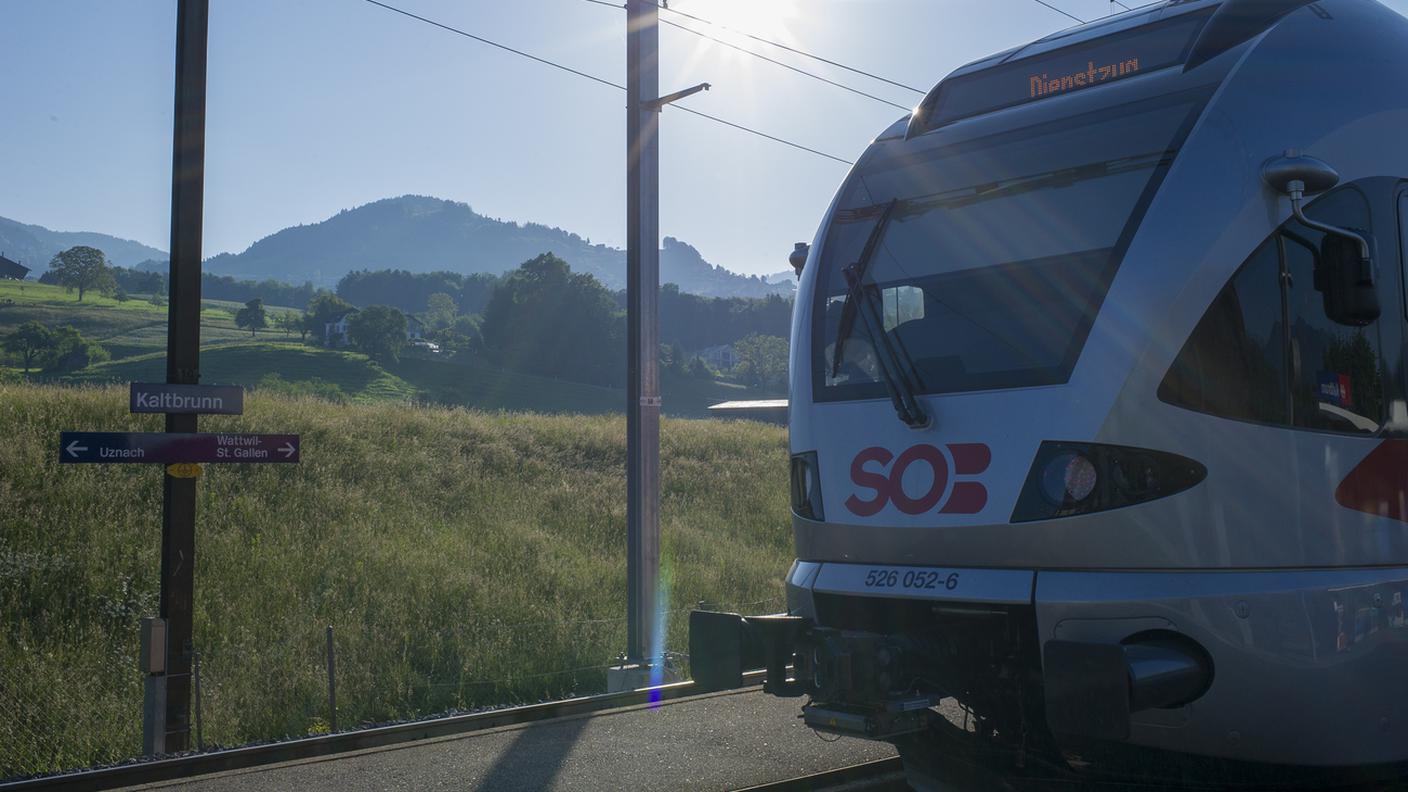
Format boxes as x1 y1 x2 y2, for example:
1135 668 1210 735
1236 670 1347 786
480 253 623 386
48 246 115 302
349 305 407 364
733 333 789 391
3 321 54 375
432 314 483 359
42 325 108 372
304 293 354 346
235 298 268 337
425 292 458 331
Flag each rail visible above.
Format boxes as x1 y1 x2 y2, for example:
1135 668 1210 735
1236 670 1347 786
733 757 907 792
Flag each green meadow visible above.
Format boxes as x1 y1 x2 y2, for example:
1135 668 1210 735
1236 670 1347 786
0 279 766 416
0 382 792 778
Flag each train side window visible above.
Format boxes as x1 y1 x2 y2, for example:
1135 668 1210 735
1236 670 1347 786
1160 186 1385 433
1401 192 1408 321
1283 188 1383 433
1158 239 1289 424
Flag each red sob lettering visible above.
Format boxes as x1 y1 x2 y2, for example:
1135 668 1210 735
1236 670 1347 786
888 444 949 515
844 446 893 517
845 443 991 516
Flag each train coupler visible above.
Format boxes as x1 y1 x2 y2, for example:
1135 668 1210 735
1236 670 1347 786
688 609 810 694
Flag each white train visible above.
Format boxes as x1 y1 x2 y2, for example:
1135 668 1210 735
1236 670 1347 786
693 0 1408 787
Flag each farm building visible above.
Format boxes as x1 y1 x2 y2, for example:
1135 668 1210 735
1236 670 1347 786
0 253 30 280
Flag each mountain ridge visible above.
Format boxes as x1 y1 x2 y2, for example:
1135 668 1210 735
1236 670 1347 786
3 195 792 299
0 216 166 270
204 195 790 298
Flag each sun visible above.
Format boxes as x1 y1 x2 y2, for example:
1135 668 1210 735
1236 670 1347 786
678 0 800 42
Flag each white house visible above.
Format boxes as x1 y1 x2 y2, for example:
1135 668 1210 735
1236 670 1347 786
324 308 358 348
697 343 738 371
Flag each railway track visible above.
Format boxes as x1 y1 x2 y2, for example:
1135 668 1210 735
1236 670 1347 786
1 672 767 792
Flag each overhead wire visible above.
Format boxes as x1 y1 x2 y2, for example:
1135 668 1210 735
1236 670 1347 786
360 0 853 165
1029 0 1088 24
657 15 910 112
582 0 908 111
648 1 927 95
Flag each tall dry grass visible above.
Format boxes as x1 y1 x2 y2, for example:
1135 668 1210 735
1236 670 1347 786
0 383 791 778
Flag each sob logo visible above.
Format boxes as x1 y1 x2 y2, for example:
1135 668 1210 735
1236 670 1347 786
845 443 992 516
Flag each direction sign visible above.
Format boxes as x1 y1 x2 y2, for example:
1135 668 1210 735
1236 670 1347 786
59 432 300 464
130 383 244 415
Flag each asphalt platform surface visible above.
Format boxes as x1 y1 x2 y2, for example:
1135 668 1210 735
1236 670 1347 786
120 687 899 791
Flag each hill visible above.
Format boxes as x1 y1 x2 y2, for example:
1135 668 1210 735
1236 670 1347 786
0 383 791 778
0 280 774 417
200 196 793 298
0 215 166 271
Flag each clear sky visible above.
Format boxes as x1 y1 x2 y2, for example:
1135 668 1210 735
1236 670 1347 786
2 0 1405 277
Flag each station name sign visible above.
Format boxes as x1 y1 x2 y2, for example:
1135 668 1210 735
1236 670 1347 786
60 432 299 464
130 383 244 415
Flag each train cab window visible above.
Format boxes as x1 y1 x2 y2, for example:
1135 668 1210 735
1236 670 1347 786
1160 186 1385 433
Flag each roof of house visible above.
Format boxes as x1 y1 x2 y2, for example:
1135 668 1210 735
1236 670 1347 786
0 254 31 279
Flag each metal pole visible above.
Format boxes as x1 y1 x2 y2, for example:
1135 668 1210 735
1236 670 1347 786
161 0 209 753
625 0 661 667
326 625 338 733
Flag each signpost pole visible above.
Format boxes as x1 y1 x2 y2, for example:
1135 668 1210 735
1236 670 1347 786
625 0 661 669
160 0 209 752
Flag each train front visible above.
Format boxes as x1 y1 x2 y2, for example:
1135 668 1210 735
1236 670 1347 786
693 0 1408 787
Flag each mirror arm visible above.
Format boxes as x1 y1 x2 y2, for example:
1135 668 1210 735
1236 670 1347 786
1284 179 1374 283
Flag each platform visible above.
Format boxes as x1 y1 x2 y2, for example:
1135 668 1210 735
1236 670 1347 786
119 687 898 791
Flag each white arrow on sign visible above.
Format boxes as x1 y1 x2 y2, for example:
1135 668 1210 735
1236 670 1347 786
279 442 296 458
66 440 89 458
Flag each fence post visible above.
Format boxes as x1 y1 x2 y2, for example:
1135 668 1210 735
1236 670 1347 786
325 625 337 733
140 617 168 756
193 650 205 750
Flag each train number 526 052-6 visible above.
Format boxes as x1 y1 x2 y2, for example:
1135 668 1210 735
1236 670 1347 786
863 568 959 591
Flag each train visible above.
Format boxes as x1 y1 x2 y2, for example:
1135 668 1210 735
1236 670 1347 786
691 0 1408 788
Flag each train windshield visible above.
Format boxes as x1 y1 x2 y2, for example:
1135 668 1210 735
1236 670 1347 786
813 93 1203 401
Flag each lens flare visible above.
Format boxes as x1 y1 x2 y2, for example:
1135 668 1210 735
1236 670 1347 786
647 561 673 704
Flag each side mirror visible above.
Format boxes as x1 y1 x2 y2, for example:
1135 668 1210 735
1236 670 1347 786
789 243 810 278
1317 234 1380 327
1263 150 1378 326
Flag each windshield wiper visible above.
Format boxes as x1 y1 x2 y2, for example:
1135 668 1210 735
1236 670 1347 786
831 199 931 429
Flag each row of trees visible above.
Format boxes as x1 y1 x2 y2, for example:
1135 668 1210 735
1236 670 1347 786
336 270 498 317
333 268 793 355
17 246 788 390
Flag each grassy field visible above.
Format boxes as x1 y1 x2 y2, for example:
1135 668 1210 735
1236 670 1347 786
0 383 792 779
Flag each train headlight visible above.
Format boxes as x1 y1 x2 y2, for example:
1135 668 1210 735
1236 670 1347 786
1013 442 1205 522
1040 452 1098 506
790 451 825 521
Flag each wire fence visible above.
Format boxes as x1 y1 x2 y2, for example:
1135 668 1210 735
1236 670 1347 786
1 593 786 781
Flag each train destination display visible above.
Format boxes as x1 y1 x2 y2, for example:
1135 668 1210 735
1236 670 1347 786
59 432 300 464
129 382 244 415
